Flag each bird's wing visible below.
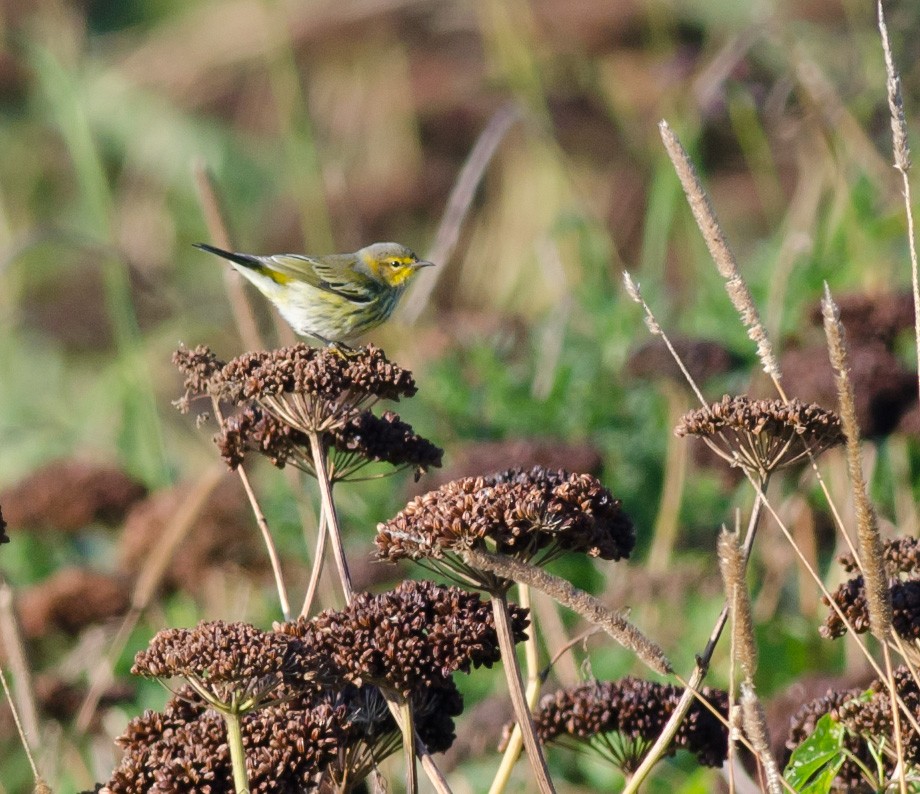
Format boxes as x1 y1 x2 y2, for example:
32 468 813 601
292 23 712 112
262 254 376 302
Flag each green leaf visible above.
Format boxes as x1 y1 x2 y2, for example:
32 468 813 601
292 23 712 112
784 713 846 793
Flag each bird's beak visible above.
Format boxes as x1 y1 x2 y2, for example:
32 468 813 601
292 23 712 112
412 260 435 269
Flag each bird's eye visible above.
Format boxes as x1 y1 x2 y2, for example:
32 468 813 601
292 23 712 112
389 260 401 268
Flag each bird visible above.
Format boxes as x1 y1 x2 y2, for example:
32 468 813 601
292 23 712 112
195 241 433 346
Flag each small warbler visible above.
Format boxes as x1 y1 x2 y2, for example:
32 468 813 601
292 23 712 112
195 242 433 345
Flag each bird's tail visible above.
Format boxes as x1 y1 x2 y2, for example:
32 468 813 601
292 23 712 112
193 243 262 271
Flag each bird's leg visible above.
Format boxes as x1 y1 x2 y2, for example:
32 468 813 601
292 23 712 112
315 335 360 358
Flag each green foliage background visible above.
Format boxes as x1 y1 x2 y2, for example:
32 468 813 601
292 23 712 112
1 0 919 791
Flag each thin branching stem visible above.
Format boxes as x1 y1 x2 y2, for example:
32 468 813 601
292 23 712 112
397 694 419 794
622 476 768 793
223 708 250 794
491 591 556 794
300 510 328 618
307 431 353 604
463 549 671 676
212 398 292 620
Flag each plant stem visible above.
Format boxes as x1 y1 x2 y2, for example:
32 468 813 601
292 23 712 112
308 432 353 603
300 509 328 618
236 462 292 621
489 586 542 794
305 435 449 790
398 694 419 794
463 549 671 676
622 479 768 794
491 591 555 794
211 398 291 621
223 709 250 794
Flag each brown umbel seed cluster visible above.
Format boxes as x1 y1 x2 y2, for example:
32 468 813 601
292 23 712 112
100 582 498 792
217 404 442 480
376 467 634 577
822 535 920 642
132 620 303 708
102 689 342 793
505 678 728 772
838 536 920 576
174 343 416 412
173 343 442 479
0 459 146 533
785 668 920 791
676 394 845 474
101 682 462 793
279 579 528 697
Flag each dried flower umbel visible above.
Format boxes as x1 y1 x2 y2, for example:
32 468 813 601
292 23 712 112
784 668 920 791
377 469 634 792
319 682 463 791
173 343 441 481
131 620 310 792
822 536 920 646
278 579 526 699
675 394 845 475
278 580 518 792
217 403 442 482
101 686 344 794
376 466 634 590
504 678 729 774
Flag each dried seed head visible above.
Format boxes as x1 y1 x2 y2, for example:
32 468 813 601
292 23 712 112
317 681 463 788
329 409 443 480
675 394 844 474
0 460 146 534
376 467 634 587
101 695 343 793
132 620 305 711
627 338 740 385
217 404 442 481
172 344 227 409
175 343 439 481
508 678 728 773
786 667 920 789
838 536 920 577
278 579 528 698
17 567 130 638
175 343 416 410
821 575 920 642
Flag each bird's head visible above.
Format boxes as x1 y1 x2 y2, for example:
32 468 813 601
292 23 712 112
359 242 434 288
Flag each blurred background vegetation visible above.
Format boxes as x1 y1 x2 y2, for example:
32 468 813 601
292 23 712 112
1 0 920 791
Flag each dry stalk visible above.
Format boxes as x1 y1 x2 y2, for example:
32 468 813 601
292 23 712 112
622 482 768 793
740 683 782 794
490 591 555 794
821 288 891 638
622 271 709 407
718 529 757 683
0 582 44 786
191 160 264 352
402 105 520 323
658 121 781 388
461 548 671 676
878 0 920 405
